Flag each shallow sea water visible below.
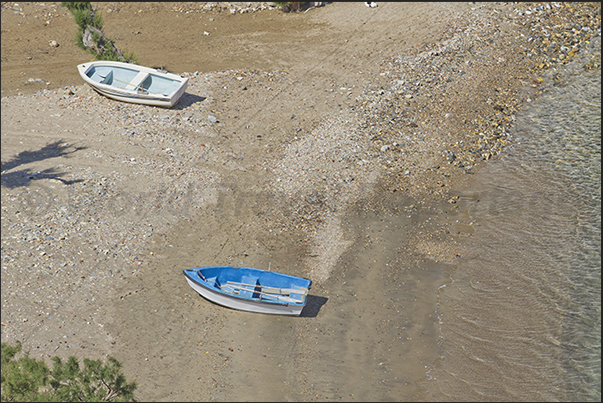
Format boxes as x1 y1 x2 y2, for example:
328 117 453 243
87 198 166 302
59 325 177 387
416 40 601 401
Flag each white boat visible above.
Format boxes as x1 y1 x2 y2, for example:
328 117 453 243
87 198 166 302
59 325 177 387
77 61 189 108
183 266 312 316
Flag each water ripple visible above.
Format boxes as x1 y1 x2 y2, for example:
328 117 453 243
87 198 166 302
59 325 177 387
423 43 601 401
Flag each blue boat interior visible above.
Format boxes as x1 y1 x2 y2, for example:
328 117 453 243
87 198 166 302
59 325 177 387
142 74 181 95
187 266 311 305
87 65 139 89
86 65 181 95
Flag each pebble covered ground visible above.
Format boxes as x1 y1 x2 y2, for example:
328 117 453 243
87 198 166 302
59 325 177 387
1 1 600 398
1 81 223 356
358 2 601 202
274 1 601 280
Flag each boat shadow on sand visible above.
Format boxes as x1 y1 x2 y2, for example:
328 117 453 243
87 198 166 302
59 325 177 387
300 295 328 318
173 93 206 110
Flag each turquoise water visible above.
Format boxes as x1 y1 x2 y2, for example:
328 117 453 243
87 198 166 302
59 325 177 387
418 40 601 401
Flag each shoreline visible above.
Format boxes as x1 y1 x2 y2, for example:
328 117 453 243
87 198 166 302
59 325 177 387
2 2 600 401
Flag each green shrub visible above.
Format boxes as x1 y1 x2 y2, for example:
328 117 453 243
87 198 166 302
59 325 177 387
61 2 136 63
1 341 137 402
63 2 101 30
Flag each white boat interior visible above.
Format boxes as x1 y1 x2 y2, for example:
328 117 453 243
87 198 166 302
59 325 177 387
86 64 182 96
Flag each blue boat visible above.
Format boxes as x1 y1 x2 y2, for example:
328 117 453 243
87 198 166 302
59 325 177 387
183 266 312 316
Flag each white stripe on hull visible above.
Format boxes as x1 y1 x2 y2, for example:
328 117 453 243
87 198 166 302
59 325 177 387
185 278 304 316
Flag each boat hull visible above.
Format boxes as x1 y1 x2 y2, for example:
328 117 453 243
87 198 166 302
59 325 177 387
77 61 188 108
183 266 311 316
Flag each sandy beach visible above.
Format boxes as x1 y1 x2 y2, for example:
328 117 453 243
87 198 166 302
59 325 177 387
2 2 600 401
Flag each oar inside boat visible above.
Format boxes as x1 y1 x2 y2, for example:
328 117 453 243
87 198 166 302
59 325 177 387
225 281 308 295
222 282 307 303
101 75 165 96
